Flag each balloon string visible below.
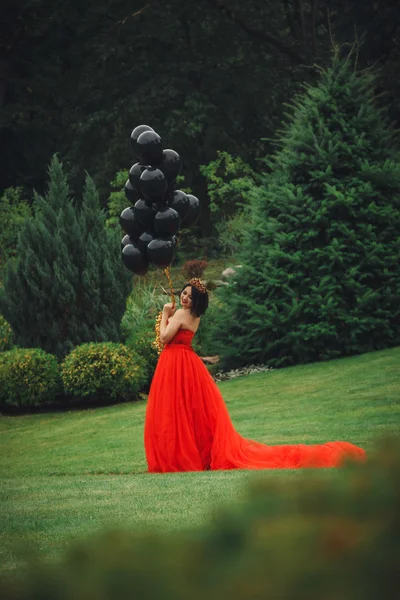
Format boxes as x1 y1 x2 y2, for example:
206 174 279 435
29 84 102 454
154 266 176 355
163 266 175 305
153 230 180 355
154 312 163 355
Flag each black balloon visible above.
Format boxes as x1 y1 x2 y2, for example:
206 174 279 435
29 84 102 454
129 163 150 193
134 198 156 229
159 149 181 182
131 125 154 157
124 180 138 203
170 190 189 219
121 244 149 276
136 130 163 164
138 230 156 256
165 178 177 201
140 167 167 200
120 206 144 240
121 234 135 249
154 207 180 237
182 194 200 227
147 237 175 269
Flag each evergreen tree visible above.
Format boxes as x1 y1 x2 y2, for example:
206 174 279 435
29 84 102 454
0 156 131 358
214 50 400 368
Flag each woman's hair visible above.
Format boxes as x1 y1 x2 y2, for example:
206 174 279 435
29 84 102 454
181 283 209 317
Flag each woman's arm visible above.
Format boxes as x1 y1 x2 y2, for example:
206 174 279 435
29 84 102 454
160 305 184 344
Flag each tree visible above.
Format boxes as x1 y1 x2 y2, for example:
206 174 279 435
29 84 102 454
200 151 256 255
1 1 399 239
105 169 129 230
0 186 31 271
0 155 131 358
213 49 400 368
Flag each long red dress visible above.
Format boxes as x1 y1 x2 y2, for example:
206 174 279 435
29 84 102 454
144 328 366 472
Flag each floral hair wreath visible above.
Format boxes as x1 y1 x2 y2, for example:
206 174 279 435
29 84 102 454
189 278 207 295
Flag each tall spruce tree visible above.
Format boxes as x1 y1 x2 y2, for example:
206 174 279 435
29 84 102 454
0 156 131 358
214 50 400 368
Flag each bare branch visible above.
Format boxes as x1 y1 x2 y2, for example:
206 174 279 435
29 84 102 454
116 4 150 26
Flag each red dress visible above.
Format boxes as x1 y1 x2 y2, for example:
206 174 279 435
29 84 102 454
144 328 366 472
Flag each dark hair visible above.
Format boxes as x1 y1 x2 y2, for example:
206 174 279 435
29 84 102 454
181 283 209 317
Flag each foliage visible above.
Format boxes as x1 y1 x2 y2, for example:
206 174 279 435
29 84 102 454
0 314 14 352
205 280 218 291
105 169 129 229
199 151 256 255
121 283 164 341
0 155 132 358
214 50 400 368
0 187 31 271
182 260 208 279
216 210 250 257
61 342 146 402
176 231 219 261
1 1 399 248
121 283 164 383
125 328 159 385
0 348 60 410
1 437 399 599
200 151 256 217
192 294 223 357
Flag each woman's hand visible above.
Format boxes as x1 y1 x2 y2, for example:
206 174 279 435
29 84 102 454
163 303 176 318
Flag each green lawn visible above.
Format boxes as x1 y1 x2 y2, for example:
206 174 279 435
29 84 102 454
1 346 399 573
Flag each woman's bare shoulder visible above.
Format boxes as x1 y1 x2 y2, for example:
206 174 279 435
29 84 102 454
181 311 200 332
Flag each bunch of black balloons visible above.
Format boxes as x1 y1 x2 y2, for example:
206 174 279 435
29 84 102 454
120 125 200 276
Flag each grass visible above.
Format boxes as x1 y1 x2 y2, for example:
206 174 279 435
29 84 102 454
0 346 399 573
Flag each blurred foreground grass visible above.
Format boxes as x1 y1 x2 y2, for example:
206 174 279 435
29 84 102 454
1 438 399 599
0 346 399 577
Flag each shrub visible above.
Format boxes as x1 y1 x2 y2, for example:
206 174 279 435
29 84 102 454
182 259 208 279
121 284 164 385
199 150 255 219
121 284 163 342
205 279 218 291
61 342 147 402
192 295 222 357
0 348 60 409
125 328 159 385
0 314 14 352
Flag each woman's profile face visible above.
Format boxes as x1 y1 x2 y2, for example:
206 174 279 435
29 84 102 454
180 286 193 310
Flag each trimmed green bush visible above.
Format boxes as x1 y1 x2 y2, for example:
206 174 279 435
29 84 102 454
0 348 60 409
61 342 147 402
0 314 14 352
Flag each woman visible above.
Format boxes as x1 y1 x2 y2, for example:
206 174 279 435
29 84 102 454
144 278 366 472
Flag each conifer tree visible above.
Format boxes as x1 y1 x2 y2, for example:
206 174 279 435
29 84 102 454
214 50 400 368
0 155 131 358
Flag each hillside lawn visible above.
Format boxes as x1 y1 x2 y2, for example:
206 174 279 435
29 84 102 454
0 346 399 573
